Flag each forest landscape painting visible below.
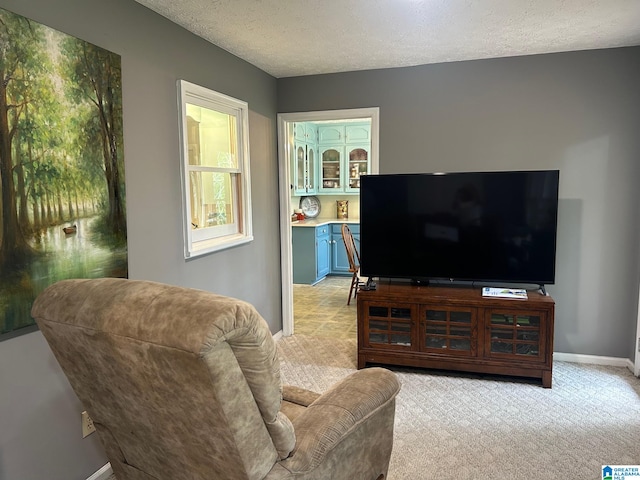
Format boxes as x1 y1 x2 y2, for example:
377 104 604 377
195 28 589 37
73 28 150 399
0 9 127 340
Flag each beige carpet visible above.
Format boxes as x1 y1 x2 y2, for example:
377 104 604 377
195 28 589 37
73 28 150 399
277 334 640 480
104 334 640 480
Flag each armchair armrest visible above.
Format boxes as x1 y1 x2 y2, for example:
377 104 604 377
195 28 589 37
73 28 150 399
282 385 321 407
278 367 400 474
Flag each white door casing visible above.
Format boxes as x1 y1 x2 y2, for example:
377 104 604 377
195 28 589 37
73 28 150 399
277 108 380 336
635 288 640 376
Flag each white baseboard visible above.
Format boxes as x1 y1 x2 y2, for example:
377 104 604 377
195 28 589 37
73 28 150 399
554 352 634 371
272 330 283 341
87 463 112 480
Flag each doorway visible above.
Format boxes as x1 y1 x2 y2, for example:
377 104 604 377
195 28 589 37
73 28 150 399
277 108 379 337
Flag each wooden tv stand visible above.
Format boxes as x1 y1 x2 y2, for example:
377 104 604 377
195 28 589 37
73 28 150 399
357 281 555 387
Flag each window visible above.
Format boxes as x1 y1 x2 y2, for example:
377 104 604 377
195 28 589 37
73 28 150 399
178 80 253 258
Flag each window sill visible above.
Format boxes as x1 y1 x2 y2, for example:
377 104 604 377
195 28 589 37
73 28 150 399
186 234 254 259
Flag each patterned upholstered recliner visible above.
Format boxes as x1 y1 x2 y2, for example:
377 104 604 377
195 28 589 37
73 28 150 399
32 278 400 480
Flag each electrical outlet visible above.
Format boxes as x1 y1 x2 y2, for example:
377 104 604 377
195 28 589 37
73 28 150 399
82 410 96 438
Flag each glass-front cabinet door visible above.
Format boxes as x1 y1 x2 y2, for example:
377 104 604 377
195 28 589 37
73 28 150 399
307 146 315 191
485 309 545 362
293 141 316 195
292 122 317 195
346 145 369 192
295 143 306 192
361 302 416 350
319 146 344 193
420 306 477 357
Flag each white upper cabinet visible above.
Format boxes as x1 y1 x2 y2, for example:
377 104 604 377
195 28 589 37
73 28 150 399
345 124 371 144
294 122 317 143
292 121 371 195
292 122 318 195
318 125 345 144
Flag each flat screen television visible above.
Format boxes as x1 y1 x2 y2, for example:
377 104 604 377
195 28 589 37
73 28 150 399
359 170 560 286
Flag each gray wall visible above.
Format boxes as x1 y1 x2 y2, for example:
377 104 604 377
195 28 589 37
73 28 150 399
0 0 280 479
278 48 640 360
1 1 639 478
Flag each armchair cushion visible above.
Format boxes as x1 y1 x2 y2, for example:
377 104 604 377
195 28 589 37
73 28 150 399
279 368 400 474
281 385 321 421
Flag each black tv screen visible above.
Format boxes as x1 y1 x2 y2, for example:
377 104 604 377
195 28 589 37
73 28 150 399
360 170 560 285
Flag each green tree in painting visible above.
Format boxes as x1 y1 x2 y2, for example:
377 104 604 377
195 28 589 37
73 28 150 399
15 69 64 235
62 37 125 240
0 13 47 265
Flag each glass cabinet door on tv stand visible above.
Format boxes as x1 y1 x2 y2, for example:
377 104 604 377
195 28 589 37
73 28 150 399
420 306 478 357
360 303 416 351
484 309 547 362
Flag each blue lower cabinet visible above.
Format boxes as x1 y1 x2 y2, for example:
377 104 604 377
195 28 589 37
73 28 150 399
330 224 360 275
331 234 350 273
316 230 331 279
293 223 359 284
292 225 331 284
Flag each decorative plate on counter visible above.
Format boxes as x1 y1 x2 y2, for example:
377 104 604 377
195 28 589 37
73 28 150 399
300 196 321 218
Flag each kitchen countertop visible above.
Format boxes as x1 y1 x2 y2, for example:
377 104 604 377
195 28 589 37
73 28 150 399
291 218 359 227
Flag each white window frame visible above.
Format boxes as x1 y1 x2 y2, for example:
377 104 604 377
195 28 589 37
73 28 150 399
178 80 253 258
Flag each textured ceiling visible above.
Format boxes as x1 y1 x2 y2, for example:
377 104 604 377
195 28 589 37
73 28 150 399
134 0 640 78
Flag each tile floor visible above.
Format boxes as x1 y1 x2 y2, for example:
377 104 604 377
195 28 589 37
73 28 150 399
293 275 357 340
